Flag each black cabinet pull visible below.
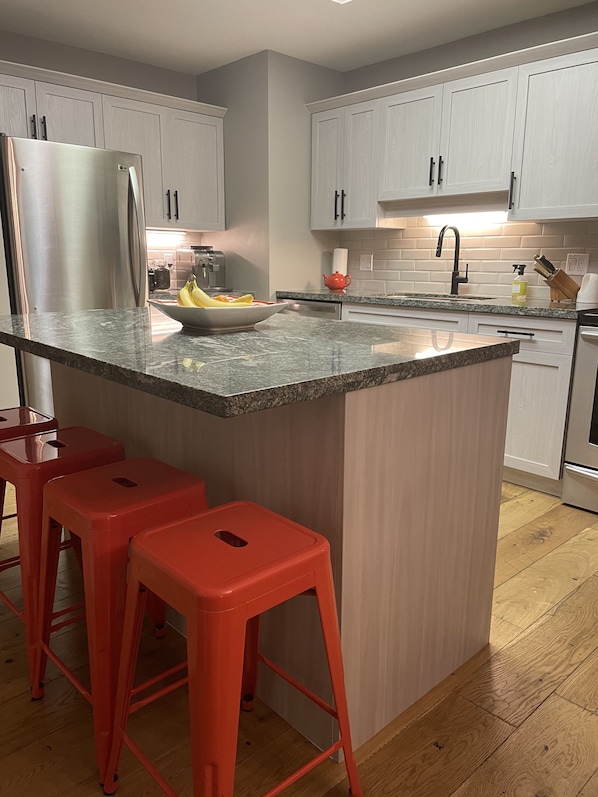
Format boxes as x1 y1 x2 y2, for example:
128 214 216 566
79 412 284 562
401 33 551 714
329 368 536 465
508 171 516 210
429 156 435 186
496 329 535 338
31 115 37 139
334 190 339 221
173 190 179 221
437 156 444 184
41 116 48 141
166 189 172 220
340 190 346 220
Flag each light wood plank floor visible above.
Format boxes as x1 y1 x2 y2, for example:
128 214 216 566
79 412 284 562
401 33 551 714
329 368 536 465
1 482 597 796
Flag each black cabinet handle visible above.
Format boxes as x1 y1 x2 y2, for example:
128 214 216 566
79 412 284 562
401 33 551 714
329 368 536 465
41 116 48 141
166 189 172 220
429 157 435 186
31 115 38 139
496 329 535 338
334 190 339 221
340 190 346 220
173 190 179 221
508 171 516 210
437 156 444 184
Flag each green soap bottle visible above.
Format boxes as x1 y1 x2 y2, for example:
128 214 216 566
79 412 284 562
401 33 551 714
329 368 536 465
511 264 527 303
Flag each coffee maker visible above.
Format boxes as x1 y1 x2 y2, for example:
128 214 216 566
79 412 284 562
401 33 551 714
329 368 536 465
190 246 228 292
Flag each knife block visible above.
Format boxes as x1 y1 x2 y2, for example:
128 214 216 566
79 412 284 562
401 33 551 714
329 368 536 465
545 269 580 301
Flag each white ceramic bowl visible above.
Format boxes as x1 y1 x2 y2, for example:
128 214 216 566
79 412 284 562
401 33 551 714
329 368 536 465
149 299 288 333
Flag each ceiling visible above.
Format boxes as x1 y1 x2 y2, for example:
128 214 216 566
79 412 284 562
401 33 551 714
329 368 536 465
0 0 594 76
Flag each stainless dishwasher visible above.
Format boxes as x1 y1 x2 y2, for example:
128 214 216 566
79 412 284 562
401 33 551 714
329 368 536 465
281 298 342 320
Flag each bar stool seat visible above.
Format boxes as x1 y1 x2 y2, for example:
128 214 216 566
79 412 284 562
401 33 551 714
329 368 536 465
102 500 362 797
32 456 209 784
0 426 125 685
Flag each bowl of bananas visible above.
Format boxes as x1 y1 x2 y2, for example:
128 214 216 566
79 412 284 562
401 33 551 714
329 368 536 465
149 278 288 333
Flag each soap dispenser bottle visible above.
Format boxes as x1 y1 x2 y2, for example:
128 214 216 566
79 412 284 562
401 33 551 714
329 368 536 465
511 264 528 303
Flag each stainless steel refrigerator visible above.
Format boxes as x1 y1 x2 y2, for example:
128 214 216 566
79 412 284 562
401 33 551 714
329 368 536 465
0 135 148 414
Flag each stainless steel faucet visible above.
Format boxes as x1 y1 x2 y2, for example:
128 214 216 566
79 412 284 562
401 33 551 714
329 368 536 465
436 225 469 295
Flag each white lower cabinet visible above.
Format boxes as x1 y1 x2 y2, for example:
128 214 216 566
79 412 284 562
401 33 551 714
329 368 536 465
343 303 576 480
467 313 575 480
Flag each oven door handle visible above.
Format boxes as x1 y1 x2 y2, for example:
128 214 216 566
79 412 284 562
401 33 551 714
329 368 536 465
580 328 598 341
564 463 598 481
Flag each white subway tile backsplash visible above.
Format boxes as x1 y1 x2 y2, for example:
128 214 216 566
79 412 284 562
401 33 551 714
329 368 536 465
339 218 597 297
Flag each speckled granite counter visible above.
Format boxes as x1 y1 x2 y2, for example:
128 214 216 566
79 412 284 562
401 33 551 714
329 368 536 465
0 306 518 418
0 305 517 754
276 289 580 319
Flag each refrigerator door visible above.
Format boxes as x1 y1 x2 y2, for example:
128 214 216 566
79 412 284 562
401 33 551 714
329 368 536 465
0 136 148 413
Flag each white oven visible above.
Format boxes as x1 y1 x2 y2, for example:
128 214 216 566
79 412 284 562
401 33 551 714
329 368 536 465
562 309 598 512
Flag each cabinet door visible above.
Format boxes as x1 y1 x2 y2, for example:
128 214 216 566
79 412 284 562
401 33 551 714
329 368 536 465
503 351 572 479
311 109 344 229
35 83 104 146
164 109 225 230
378 86 442 201
102 96 167 226
439 69 517 195
511 50 598 220
342 101 379 228
0 74 36 137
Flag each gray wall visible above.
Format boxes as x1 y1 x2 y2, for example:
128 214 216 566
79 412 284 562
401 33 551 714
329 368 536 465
197 52 343 298
0 28 198 99
342 0 598 92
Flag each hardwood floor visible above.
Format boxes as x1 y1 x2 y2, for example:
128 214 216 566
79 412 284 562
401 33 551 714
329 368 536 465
1 482 597 796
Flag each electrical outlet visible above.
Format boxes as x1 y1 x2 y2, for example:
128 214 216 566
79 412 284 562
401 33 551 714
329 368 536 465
360 254 373 271
565 253 589 275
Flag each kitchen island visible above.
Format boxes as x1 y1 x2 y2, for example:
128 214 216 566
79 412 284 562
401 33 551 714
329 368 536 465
0 307 518 752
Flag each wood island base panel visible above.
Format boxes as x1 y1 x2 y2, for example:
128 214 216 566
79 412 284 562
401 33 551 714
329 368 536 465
0 307 518 752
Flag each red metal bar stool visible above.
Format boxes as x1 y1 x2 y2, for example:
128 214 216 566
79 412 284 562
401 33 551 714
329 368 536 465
0 426 125 685
32 456 209 784
102 500 362 797
0 407 58 531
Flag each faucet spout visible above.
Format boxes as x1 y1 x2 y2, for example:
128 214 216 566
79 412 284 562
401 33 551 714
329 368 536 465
436 225 468 295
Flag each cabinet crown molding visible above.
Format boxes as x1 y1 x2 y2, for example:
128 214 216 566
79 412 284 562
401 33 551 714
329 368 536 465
0 58 226 117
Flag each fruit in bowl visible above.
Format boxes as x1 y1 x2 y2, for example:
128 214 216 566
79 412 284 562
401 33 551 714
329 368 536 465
178 278 253 308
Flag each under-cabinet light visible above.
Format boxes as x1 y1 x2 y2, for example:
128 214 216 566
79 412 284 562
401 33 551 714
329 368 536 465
423 211 508 230
331 0 354 4
146 230 188 249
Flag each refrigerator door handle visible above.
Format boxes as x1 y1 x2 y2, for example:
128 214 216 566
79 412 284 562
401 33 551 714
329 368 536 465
127 165 147 306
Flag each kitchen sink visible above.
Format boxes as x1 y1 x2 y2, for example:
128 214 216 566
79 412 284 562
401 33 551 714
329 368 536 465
384 292 497 301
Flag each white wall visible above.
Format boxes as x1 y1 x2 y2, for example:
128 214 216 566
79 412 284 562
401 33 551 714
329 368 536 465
197 51 344 298
0 27 198 99
342 1 598 92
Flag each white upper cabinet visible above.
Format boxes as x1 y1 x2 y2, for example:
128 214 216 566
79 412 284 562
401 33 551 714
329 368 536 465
510 49 598 220
0 76 104 145
34 83 104 147
379 68 518 201
311 100 380 229
0 75 36 137
103 96 225 231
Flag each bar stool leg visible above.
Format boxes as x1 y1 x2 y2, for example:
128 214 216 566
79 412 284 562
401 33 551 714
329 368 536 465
241 615 260 711
15 475 46 686
102 576 148 795
314 565 362 797
82 534 132 783
187 610 248 797
32 516 64 697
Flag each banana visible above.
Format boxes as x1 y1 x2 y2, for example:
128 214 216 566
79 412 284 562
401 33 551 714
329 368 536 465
177 279 196 307
190 282 233 308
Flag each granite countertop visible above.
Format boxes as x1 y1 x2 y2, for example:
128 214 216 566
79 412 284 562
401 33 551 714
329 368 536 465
276 289 580 319
0 307 519 418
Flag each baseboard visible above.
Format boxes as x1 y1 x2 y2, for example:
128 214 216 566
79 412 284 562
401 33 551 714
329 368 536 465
503 467 562 497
